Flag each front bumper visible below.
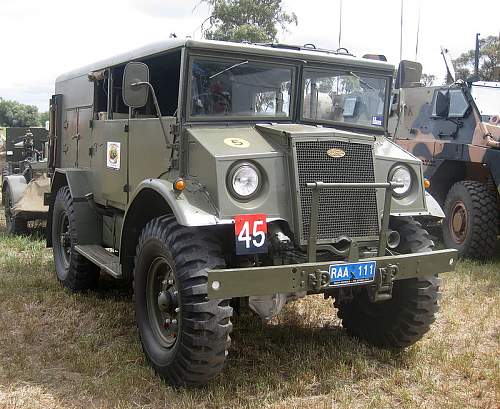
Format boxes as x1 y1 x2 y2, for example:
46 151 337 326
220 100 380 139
208 249 457 299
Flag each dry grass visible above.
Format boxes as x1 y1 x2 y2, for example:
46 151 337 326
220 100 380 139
0 209 498 408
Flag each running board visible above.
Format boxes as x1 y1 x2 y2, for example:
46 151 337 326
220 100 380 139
74 245 122 279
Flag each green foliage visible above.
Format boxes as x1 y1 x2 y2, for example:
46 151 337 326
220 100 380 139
38 111 49 126
453 35 499 81
0 98 40 127
202 0 297 43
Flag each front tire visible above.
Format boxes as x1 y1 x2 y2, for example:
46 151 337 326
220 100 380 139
443 180 497 259
52 186 100 291
133 215 233 386
335 217 440 348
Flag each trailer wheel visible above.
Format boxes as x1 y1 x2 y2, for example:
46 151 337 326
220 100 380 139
3 184 27 235
443 180 497 259
335 217 440 348
133 215 233 386
52 186 100 291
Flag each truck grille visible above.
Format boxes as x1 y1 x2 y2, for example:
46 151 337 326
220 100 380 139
295 139 379 242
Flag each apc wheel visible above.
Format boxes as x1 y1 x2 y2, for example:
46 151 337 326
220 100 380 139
443 181 497 259
133 215 233 386
335 217 440 348
3 185 27 235
52 186 100 291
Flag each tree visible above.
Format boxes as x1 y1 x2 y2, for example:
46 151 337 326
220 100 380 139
420 73 436 86
202 0 297 43
453 35 499 81
39 111 49 127
0 98 40 127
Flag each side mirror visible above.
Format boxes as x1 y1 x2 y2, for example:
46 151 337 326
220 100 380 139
123 62 150 108
434 90 450 118
395 60 423 89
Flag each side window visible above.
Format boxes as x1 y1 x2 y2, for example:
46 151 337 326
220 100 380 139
431 88 469 118
110 65 129 119
131 50 182 118
92 69 109 120
448 89 469 118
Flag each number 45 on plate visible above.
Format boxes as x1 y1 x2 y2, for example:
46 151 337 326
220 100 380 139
234 214 268 255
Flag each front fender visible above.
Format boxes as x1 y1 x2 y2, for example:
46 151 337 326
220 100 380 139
424 191 445 218
127 178 232 227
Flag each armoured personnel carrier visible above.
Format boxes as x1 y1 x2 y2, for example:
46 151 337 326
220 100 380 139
390 60 500 258
46 39 457 385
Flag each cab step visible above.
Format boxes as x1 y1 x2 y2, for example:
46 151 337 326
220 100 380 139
74 245 122 278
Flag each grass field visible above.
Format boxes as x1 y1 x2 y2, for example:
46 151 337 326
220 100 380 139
0 208 498 408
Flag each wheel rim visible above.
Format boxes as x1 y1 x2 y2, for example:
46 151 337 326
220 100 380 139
449 200 468 244
58 212 71 268
146 256 179 349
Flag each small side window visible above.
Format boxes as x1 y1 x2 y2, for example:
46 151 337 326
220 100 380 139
432 88 469 118
448 89 469 118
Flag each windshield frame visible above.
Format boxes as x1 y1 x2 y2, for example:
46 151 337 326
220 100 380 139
299 65 392 133
185 52 297 122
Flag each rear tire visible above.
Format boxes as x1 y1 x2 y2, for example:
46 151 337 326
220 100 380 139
52 186 100 291
335 217 440 348
3 184 27 235
443 180 497 259
133 215 233 386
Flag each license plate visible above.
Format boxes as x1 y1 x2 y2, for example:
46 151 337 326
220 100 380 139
329 261 376 287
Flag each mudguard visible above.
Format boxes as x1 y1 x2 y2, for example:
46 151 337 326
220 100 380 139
126 178 232 227
424 191 445 218
47 169 102 246
2 175 27 206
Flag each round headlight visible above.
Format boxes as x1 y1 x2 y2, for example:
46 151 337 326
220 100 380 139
390 165 412 197
228 163 261 200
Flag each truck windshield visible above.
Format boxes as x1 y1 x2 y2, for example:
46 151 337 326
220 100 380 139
302 69 387 129
471 83 500 117
190 58 293 119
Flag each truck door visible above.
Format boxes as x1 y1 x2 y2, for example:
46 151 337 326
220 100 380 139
62 109 78 167
90 119 128 208
77 107 93 168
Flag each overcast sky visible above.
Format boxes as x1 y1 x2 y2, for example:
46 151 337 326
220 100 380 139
0 0 498 112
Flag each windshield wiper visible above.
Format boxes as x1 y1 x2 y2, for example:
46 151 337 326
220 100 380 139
209 60 249 79
349 71 375 90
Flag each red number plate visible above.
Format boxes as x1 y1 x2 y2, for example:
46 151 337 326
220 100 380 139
234 214 268 255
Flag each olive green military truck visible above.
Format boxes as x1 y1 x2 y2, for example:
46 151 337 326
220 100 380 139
46 39 457 386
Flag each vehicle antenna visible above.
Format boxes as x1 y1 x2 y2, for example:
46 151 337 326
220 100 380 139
338 0 343 49
399 0 404 61
415 0 421 60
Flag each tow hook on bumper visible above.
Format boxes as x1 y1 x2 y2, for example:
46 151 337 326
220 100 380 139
308 270 330 291
368 264 398 302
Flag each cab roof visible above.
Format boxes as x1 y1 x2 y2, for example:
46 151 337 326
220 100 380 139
56 38 394 83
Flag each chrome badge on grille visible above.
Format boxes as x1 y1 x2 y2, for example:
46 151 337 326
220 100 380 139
326 148 346 158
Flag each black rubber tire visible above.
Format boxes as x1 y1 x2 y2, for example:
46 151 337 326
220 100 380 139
335 217 441 348
3 184 27 235
52 186 100 291
443 180 497 259
133 215 233 386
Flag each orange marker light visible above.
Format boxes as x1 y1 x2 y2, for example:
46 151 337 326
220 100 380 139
424 179 431 189
174 178 185 191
